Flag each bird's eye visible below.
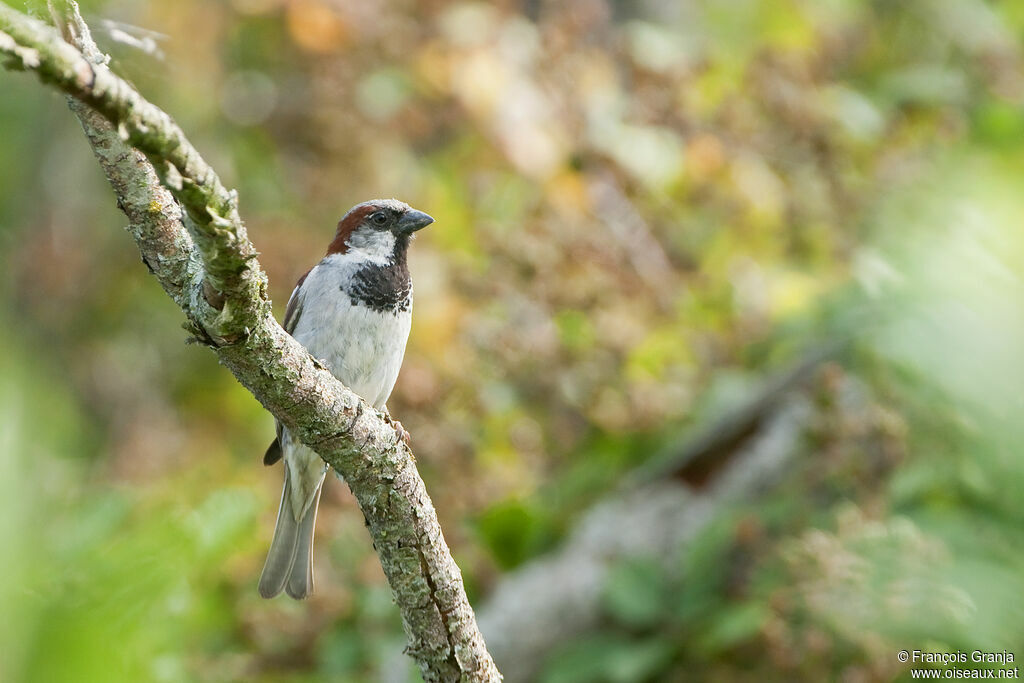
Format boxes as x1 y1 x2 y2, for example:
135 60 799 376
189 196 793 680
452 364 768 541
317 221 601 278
370 211 388 226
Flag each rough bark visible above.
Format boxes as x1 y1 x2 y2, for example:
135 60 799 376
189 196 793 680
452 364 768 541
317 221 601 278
0 3 500 680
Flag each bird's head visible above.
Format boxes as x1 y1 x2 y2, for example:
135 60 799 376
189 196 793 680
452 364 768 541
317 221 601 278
327 199 434 261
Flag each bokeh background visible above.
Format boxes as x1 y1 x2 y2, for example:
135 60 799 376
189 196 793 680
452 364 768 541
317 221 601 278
2 0 1024 681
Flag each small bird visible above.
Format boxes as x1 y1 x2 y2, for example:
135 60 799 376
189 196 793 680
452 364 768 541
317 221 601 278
258 199 434 599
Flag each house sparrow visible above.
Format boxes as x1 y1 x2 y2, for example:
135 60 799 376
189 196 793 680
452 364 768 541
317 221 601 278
258 199 434 599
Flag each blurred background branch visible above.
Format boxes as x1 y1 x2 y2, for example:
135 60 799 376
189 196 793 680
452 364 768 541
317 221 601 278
474 350 829 682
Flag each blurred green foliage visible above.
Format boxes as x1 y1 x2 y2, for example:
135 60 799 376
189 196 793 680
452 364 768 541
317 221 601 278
1 0 1024 681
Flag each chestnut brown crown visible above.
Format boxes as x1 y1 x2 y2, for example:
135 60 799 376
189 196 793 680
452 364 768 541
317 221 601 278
327 199 434 255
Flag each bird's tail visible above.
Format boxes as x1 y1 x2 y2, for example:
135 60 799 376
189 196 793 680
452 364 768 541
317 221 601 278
258 467 323 600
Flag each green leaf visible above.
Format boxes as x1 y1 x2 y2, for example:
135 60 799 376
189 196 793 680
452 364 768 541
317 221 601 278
695 602 770 655
541 634 675 683
603 559 669 629
476 499 555 569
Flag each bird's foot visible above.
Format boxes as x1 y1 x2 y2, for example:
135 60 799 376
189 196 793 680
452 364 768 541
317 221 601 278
381 407 411 445
393 420 412 445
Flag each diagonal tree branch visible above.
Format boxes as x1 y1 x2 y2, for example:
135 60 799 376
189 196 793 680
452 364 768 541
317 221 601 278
0 3 500 681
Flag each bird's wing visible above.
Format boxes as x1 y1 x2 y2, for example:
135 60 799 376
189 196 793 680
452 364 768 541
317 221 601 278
283 268 312 335
265 268 314 466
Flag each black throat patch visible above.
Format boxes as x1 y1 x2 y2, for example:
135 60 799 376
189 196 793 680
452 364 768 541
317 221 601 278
344 236 412 313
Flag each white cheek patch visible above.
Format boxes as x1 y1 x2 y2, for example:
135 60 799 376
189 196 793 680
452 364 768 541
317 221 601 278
346 228 396 265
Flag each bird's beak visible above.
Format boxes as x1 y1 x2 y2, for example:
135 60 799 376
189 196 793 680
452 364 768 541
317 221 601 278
397 210 434 234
